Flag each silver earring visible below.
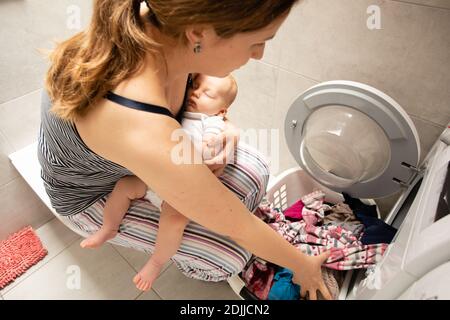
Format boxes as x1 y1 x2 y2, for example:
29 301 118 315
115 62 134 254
194 42 202 54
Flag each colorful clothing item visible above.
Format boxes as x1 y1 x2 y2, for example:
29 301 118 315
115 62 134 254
256 191 388 271
319 268 341 300
343 193 397 245
268 268 300 300
283 200 304 221
301 190 331 225
242 259 276 300
324 203 364 236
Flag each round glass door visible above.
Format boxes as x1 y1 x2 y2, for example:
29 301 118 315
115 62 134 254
285 81 420 198
301 105 391 188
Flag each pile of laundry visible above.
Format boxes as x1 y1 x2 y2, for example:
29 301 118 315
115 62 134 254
242 190 397 300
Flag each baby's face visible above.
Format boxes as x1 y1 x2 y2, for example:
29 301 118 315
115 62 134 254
187 74 234 116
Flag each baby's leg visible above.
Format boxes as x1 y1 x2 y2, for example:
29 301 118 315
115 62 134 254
80 176 147 249
133 201 189 291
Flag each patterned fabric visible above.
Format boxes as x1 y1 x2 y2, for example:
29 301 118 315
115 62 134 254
38 91 134 216
242 259 276 300
61 143 270 282
256 191 388 271
301 190 332 225
318 268 340 300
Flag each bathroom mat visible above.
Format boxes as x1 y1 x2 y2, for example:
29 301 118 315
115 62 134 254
0 226 48 289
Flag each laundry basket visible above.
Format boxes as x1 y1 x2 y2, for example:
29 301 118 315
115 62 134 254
227 167 378 300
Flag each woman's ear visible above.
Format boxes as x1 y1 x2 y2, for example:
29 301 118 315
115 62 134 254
185 25 207 47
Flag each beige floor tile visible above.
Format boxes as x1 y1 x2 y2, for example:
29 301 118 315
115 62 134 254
136 289 162 300
0 89 42 151
112 245 173 276
3 240 141 300
152 264 240 300
0 177 54 240
0 130 18 186
0 0 93 103
0 218 80 295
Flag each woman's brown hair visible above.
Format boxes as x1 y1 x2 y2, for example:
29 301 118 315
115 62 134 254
46 0 299 122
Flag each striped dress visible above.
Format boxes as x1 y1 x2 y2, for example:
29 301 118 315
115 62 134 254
38 90 271 282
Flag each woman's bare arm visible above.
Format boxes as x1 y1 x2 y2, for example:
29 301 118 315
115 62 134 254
101 113 331 300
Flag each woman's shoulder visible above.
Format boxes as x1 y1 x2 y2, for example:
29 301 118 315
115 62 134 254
112 55 169 109
74 53 188 166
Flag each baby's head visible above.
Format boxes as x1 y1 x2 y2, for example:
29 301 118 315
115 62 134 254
187 74 238 117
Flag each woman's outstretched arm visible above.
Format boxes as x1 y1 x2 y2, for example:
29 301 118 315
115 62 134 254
106 115 332 300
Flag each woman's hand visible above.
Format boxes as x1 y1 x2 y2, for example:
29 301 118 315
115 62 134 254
204 120 240 177
292 251 333 300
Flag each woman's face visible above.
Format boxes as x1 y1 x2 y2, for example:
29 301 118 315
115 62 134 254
196 14 289 77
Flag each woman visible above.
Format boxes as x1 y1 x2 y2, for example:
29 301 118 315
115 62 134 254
39 0 332 300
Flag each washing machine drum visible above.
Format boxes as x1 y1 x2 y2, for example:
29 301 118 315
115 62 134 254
285 81 421 199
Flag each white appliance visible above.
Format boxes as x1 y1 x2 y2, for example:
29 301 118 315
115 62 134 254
9 81 450 299
280 81 450 299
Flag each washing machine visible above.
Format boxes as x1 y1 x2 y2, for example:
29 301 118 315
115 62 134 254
281 81 450 299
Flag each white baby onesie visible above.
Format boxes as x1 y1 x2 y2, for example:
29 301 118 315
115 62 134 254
144 111 226 210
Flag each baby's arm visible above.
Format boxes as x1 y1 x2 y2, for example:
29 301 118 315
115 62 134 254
202 116 227 161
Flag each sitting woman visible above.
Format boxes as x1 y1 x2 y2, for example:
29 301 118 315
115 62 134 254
38 0 331 300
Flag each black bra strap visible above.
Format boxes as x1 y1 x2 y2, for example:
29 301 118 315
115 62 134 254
105 91 175 118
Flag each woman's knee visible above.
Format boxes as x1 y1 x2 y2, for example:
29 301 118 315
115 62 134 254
171 222 252 281
172 252 250 282
225 143 271 211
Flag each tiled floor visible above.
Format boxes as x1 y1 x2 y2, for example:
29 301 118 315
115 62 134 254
0 218 240 300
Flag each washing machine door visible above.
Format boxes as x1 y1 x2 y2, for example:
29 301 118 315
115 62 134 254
284 81 420 199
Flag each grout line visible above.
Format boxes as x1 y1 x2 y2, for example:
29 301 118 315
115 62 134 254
110 245 140 274
153 289 164 300
110 245 167 301
389 0 450 11
409 114 447 129
258 60 320 85
0 176 21 192
133 289 163 300
0 88 43 107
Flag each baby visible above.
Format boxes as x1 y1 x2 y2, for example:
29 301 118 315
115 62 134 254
80 74 238 291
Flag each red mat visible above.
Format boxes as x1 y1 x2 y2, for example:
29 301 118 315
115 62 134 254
0 226 48 289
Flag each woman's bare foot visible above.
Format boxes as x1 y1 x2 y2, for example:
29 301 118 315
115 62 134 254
80 228 118 249
133 258 165 291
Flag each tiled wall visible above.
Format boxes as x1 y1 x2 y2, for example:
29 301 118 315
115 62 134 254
228 0 450 214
